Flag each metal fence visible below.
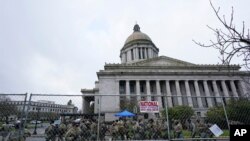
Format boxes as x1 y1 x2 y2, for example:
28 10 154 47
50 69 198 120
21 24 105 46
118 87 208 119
0 93 28 141
0 93 249 141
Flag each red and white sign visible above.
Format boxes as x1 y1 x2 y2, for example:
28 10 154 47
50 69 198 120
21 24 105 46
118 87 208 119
139 101 159 113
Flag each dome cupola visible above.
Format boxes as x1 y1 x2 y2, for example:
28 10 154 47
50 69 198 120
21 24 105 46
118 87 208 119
120 24 159 64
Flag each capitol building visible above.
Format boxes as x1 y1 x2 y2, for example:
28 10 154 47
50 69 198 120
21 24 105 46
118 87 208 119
81 24 249 120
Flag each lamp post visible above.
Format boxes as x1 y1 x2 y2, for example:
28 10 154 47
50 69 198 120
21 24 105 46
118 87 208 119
33 107 41 135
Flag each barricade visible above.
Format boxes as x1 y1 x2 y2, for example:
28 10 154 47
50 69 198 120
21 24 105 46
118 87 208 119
4 93 248 140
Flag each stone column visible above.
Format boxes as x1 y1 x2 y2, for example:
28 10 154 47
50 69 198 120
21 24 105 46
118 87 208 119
144 48 147 59
212 80 222 103
116 80 120 94
194 80 203 108
150 48 153 58
175 80 183 105
146 80 151 101
82 97 87 113
134 48 137 60
133 48 136 61
136 80 141 101
221 80 230 98
166 80 173 107
140 48 143 59
240 80 247 96
116 80 120 111
127 50 131 62
230 80 239 97
203 80 213 107
126 80 130 100
185 80 193 107
156 80 163 109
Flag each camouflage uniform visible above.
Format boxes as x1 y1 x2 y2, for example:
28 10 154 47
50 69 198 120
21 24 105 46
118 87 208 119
45 124 56 141
65 125 81 141
58 123 67 141
1 123 12 141
196 120 207 139
174 121 183 139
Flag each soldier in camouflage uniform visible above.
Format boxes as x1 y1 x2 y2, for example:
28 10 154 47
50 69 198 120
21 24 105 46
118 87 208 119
65 119 81 141
196 119 207 139
58 121 67 141
45 120 56 141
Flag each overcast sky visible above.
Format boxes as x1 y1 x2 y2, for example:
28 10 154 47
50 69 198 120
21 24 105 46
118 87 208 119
1 0 249 97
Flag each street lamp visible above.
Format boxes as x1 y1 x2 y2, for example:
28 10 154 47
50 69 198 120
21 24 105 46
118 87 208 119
33 107 41 135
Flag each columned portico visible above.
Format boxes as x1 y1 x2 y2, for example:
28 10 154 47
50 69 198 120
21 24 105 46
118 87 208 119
116 79 246 109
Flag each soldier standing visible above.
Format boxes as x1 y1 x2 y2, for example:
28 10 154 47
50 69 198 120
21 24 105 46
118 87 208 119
174 120 183 140
65 120 81 141
196 119 207 139
187 119 196 139
58 121 67 141
45 120 56 141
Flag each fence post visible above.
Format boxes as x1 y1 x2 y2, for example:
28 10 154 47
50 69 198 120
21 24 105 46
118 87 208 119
18 93 28 141
164 95 171 141
97 95 101 141
220 96 230 130
23 93 32 133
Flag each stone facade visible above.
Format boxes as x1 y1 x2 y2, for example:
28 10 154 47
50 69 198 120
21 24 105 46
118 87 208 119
81 24 249 121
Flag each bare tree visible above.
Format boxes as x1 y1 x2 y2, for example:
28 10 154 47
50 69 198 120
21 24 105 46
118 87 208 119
194 0 250 70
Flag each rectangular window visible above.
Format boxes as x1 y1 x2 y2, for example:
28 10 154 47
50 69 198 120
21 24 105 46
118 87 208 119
142 48 145 59
138 48 141 59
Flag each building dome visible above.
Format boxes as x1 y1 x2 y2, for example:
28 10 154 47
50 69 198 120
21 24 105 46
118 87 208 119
125 31 152 45
120 24 159 64
124 24 152 45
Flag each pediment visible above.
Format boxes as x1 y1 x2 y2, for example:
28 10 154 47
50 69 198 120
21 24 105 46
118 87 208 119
131 56 195 66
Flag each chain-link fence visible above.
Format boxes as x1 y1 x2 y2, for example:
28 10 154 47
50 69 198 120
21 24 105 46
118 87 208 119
1 93 249 141
0 93 28 141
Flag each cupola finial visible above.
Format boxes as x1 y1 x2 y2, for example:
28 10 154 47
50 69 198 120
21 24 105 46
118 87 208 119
133 24 140 32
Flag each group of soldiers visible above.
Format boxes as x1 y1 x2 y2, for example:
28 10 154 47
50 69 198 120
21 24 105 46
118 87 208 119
45 118 170 141
44 118 215 141
174 119 215 140
0 118 215 141
45 119 100 141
